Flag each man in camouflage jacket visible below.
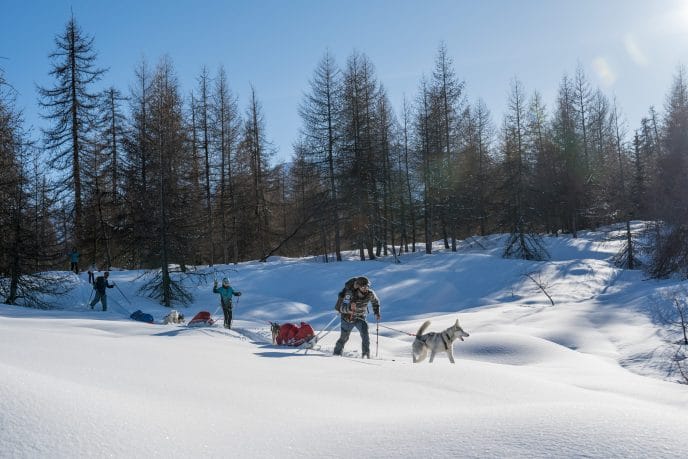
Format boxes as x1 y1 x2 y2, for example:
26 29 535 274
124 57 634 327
333 276 381 358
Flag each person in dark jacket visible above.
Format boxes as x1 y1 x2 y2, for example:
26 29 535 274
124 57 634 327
333 276 381 358
213 277 242 329
90 271 114 311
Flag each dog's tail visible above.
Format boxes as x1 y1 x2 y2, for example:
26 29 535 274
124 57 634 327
416 320 431 338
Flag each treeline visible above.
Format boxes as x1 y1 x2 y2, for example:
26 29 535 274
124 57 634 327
2 17 688 306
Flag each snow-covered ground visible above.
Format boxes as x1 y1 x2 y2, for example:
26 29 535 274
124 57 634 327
2 224 688 458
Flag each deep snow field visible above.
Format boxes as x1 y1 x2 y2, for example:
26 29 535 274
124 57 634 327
2 224 688 458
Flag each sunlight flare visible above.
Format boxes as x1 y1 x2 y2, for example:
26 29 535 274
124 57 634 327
592 57 617 87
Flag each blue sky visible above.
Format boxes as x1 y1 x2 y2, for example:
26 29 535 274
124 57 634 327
2 0 688 162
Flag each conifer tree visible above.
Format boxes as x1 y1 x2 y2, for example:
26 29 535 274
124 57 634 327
339 51 382 260
298 51 344 260
650 66 688 277
431 43 464 250
194 66 215 264
37 15 105 245
212 66 241 264
552 75 584 237
501 78 547 260
122 58 156 266
1 72 66 307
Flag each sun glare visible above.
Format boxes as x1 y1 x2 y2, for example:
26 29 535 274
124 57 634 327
672 2 688 29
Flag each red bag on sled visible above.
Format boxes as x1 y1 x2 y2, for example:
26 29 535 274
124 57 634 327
276 322 315 346
188 311 215 327
294 322 315 345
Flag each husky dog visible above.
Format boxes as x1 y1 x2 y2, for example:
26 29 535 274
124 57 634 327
163 309 185 325
412 319 469 363
270 322 281 344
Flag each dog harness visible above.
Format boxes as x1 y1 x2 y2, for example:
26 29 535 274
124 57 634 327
419 331 452 350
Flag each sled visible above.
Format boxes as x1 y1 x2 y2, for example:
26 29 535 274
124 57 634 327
297 334 318 349
187 311 215 327
274 321 315 347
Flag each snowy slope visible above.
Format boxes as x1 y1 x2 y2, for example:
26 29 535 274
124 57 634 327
2 224 688 458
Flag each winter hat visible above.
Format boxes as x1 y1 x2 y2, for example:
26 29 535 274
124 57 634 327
222 277 230 286
355 276 370 288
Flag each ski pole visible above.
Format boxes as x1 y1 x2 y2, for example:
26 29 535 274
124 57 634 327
377 323 416 336
376 317 379 358
87 287 94 307
311 313 339 342
114 283 132 305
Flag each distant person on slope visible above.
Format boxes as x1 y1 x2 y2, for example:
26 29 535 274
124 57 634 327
213 277 242 329
333 276 381 359
90 271 114 311
68 248 80 274
87 264 96 284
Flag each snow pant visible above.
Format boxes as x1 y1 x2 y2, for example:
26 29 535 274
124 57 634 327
222 304 233 329
71 262 79 274
88 272 94 284
90 291 107 311
334 318 370 357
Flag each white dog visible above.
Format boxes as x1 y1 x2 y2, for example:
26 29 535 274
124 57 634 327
163 309 185 325
412 319 469 363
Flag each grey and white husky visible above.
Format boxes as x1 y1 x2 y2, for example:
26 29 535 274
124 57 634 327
163 309 185 325
412 319 470 363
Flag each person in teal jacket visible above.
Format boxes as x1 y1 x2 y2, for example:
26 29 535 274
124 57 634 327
213 277 242 329
68 248 80 274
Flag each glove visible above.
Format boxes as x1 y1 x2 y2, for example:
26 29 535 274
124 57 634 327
375 313 381 321
236 291 242 296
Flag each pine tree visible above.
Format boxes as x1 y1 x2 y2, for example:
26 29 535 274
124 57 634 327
87 86 126 269
460 99 495 237
298 51 344 261
431 43 464 250
339 51 382 260
136 56 193 306
415 77 436 254
552 74 584 237
501 78 547 260
194 66 215 264
529 92 559 235
37 15 105 245
1 72 66 307
238 86 273 260
122 58 156 266
212 66 241 264
398 95 418 252
650 66 688 277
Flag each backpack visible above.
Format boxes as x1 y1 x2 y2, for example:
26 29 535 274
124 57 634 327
335 277 358 312
276 323 299 345
276 322 315 346
130 309 154 323
293 322 315 346
94 276 106 292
